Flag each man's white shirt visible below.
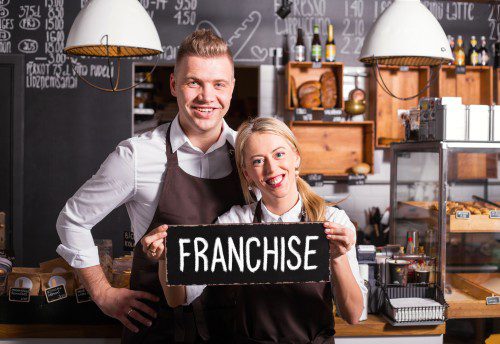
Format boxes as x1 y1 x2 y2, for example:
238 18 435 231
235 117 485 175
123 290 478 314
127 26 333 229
56 115 236 303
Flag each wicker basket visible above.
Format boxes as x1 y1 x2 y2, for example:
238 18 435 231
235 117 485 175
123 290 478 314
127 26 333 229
383 284 448 326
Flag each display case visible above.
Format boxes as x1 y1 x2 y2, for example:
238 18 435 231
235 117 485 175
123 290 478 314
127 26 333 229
390 141 500 319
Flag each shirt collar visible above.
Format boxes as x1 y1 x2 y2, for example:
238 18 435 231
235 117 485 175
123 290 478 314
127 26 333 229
169 115 236 153
260 196 303 223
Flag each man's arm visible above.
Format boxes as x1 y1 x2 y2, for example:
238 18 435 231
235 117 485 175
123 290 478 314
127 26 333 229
56 142 159 332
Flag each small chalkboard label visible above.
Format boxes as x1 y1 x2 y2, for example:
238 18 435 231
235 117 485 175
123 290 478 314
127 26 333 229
166 222 330 286
45 284 68 303
8 287 30 303
399 66 410 72
312 62 322 69
322 108 343 122
348 174 366 185
75 287 92 303
123 231 135 251
304 174 324 187
489 210 500 219
486 296 499 305
294 108 313 121
455 66 466 75
455 211 470 219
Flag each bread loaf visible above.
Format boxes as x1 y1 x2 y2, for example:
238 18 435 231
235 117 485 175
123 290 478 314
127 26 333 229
299 89 321 108
290 76 298 108
298 81 321 108
320 71 337 108
298 81 321 98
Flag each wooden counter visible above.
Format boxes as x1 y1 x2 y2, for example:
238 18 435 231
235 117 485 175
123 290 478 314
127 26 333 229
0 315 445 338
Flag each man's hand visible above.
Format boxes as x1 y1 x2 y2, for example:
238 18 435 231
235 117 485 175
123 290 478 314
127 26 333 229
76 265 159 333
94 286 160 333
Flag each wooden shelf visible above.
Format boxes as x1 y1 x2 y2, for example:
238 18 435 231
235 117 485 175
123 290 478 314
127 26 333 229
286 62 344 110
369 66 430 148
446 273 500 319
399 201 500 233
430 65 493 105
289 121 374 177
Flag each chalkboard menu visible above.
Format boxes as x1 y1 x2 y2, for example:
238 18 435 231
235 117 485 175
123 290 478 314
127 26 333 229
0 0 497 265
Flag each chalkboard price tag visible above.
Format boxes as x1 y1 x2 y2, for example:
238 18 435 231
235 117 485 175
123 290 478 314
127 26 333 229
166 222 330 286
45 284 68 303
455 211 470 219
455 66 466 75
489 210 500 219
312 62 322 69
399 66 410 72
294 108 313 121
304 174 324 187
348 174 366 185
123 231 135 251
486 296 500 305
322 108 343 122
8 288 30 303
75 287 92 303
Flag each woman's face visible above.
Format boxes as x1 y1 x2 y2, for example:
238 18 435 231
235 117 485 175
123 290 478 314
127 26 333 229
242 132 300 206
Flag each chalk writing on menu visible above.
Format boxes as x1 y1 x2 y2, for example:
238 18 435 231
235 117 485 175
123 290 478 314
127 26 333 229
141 0 197 62
341 0 365 56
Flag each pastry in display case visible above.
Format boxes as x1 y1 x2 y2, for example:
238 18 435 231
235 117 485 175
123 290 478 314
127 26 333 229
390 141 500 319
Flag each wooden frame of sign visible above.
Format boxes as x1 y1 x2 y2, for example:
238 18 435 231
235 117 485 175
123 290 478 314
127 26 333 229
165 222 330 286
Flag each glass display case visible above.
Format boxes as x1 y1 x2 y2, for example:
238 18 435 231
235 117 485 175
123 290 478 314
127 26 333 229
390 141 500 319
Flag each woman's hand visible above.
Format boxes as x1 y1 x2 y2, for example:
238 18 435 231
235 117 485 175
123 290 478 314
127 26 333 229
141 225 168 260
324 222 355 261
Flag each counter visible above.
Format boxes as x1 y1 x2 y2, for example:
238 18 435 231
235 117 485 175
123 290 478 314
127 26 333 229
0 314 445 344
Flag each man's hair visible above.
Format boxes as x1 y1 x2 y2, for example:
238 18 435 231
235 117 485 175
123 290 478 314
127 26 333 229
175 29 234 73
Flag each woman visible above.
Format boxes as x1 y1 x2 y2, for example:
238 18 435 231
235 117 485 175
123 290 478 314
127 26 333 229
143 118 366 343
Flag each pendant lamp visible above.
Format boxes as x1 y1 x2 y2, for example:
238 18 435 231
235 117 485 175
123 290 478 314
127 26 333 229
359 0 454 100
64 0 163 92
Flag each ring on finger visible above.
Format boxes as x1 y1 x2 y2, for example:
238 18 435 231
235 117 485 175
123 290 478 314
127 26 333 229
127 308 134 316
147 244 157 255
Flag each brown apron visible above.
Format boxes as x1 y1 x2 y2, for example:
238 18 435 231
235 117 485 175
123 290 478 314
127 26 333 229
235 201 335 344
122 124 245 344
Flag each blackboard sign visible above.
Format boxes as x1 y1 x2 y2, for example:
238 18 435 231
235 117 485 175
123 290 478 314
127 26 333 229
165 222 330 286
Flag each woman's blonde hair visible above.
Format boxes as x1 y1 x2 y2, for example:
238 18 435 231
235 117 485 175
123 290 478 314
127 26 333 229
235 118 327 222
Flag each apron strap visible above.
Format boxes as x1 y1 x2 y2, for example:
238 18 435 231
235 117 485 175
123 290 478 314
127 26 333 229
165 123 179 166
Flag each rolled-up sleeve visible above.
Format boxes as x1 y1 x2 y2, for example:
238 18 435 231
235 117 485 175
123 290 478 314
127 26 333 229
56 141 136 268
328 208 368 321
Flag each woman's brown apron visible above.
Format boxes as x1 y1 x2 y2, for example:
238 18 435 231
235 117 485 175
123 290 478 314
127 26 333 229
235 201 335 344
122 124 245 343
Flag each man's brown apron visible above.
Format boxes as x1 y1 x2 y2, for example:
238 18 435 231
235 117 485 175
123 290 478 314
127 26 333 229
235 201 335 344
122 124 245 343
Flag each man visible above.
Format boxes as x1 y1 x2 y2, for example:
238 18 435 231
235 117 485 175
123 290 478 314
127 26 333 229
56 29 244 343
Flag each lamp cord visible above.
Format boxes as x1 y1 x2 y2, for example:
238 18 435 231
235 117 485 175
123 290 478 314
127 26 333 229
373 60 444 101
67 34 161 92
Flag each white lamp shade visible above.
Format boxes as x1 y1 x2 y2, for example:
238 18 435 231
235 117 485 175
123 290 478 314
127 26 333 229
65 0 163 57
359 0 453 66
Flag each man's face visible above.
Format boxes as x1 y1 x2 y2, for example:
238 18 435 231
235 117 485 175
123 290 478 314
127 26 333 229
170 55 235 136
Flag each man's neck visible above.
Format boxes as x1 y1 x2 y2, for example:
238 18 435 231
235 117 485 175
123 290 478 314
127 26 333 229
179 120 223 153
